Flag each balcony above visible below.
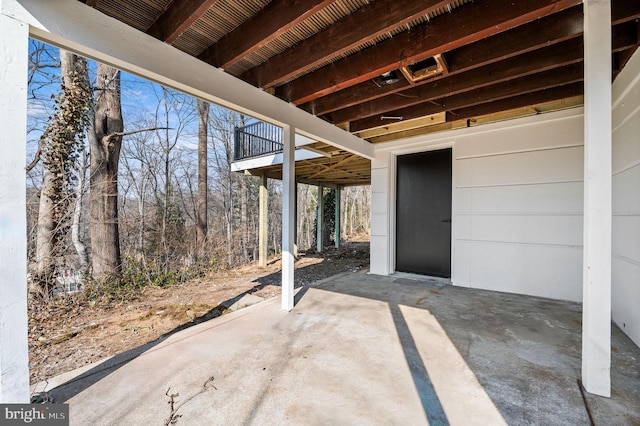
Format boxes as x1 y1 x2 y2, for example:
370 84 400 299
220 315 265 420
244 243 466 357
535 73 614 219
232 121 370 186
234 121 283 161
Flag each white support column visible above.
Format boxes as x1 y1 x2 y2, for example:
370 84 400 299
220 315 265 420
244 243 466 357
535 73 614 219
258 172 268 267
335 186 341 249
370 152 392 275
316 184 324 253
582 0 612 397
0 13 30 403
282 125 296 311
294 181 298 258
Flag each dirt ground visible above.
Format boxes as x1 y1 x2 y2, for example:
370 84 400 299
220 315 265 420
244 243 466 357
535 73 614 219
28 242 369 385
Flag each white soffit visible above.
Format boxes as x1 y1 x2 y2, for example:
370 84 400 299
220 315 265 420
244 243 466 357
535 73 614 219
231 148 324 172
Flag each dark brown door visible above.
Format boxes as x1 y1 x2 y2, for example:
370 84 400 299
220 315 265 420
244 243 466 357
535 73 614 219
396 149 452 277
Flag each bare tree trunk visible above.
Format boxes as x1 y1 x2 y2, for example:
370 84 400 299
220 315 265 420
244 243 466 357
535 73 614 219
89 64 123 279
71 147 89 269
196 99 209 254
162 150 169 266
137 185 146 260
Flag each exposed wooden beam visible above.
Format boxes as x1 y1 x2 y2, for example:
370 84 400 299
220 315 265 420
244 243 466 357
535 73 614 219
354 112 447 139
452 83 584 122
241 0 452 88
445 7 581 75
199 0 334 69
367 119 468 144
299 158 368 181
303 5 585 116
307 154 357 180
296 178 338 189
366 96 584 143
329 38 586 124
298 154 368 180
324 19 637 124
276 0 581 105
467 96 584 126
85 0 99 6
147 0 219 44
439 67 582 116
349 64 584 132
612 0 640 25
447 0 639 72
305 6 587 116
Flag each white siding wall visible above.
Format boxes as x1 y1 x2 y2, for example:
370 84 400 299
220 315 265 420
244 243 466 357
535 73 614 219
453 113 584 301
612 49 640 347
370 153 392 275
372 109 585 302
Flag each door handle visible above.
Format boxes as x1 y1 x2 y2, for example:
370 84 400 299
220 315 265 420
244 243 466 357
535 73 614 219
441 218 451 223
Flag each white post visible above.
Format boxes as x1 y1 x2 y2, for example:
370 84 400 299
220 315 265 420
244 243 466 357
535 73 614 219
294 181 298 258
582 0 612 397
316 184 324 253
0 13 30 403
335 186 341 249
259 172 268 267
282 125 296 311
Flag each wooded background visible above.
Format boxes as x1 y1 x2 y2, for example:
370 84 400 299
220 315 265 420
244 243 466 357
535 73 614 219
26 41 370 294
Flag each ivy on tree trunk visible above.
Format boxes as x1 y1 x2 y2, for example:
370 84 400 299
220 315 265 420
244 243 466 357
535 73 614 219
33 50 91 295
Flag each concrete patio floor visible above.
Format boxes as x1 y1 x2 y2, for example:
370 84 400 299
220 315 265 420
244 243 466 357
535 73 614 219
45 272 640 425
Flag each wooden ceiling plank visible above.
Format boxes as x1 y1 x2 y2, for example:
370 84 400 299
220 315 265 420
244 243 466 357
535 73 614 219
451 83 584 120
367 93 583 144
349 63 584 132
304 158 368 180
445 7 581 75
329 37 586 124
368 120 468 144
276 0 582 105
147 0 220 43
303 5 584 116
467 96 584 126
199 0 335 69
307 154 357 180
438 64 583 111
327 22 637 124
612 0 640 25
241 0 452 88
354 112 447 139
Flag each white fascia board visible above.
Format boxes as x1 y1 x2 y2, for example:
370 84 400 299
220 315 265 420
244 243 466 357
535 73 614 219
231 148 323 172
4 0 374 160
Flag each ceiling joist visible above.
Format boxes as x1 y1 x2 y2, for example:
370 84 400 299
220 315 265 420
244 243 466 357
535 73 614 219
199 0 335 69
302 5 585 116
241 0 452 88
147 0 220 43
349 63 584 132
329 26 638 125
276 0 582 105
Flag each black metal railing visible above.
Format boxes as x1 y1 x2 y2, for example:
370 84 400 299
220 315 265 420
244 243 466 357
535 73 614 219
234 121 283 161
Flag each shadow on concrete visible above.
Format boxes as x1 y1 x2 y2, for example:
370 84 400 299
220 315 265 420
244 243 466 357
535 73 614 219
312 273 640 425
41 256 340 403
389 302 450 425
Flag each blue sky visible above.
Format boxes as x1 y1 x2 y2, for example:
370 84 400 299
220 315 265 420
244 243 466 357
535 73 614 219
26 40 221 153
